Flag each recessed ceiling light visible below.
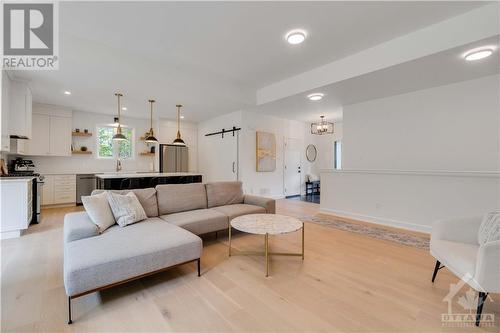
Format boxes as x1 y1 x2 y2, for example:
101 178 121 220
307 93 324 101
180 115 185 119
122 107 127 111
64 91 71 95
464 48 494 61
286 30 307 45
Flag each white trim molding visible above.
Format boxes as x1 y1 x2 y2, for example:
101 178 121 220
320 208 432 234
320 169 500 178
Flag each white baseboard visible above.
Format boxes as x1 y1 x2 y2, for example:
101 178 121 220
319 208 432 234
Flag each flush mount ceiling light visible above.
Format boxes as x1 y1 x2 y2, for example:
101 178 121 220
121 107 127 111
180 115 185 119
311 116 334 135
307 93 324 101
286 29 307 45
112 93 127 141
464 48 494 61
64 91 71 95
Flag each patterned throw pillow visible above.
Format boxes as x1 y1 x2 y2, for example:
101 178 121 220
106 191 148 227
478 211 500 245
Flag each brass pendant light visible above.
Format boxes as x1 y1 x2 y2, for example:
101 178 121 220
172 104 186 146
112 93 127 141
144 99 158 143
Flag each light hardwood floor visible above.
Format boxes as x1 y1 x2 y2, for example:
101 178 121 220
1 199 498 332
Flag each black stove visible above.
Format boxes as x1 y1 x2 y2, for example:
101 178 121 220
0 172 40 177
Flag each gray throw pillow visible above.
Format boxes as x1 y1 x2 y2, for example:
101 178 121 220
107 191 148 227
82 192 116 233
478 211 500 245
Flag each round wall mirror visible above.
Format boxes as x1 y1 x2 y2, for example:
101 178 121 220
306 144 317 162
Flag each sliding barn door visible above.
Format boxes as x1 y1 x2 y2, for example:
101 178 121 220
200 131 239 182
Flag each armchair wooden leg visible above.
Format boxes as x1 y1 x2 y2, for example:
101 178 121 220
476 292 488 326
431 260 443 282
197 258 201 277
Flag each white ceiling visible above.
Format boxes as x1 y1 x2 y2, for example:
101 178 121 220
254 35 500 122
11 1 491 122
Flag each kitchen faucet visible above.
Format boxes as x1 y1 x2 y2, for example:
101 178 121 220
116 159 122 172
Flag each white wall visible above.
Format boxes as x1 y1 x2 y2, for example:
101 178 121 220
22 107 198 175
198 110 313 198
321 75 500 232
343 75 500 171
310 122 343 175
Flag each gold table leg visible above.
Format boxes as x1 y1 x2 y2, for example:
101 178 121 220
265 233 269 277
228 226 304 277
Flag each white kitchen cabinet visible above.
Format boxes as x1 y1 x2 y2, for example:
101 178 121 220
9 79 32 139
26 105 72 156
41 175 54 205
29 114 51 155
1 71 11 152
0 178 33 239
41 174 76 205
49 116 72 156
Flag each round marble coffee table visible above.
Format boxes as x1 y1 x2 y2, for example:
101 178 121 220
229 214 304 277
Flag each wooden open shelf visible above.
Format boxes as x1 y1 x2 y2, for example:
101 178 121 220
72 150 92 155
72 132 92 137
139 152 155 156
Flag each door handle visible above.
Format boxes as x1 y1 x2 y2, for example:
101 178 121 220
232 162 236 173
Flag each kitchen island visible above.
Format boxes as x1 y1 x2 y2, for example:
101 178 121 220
95 172 202 190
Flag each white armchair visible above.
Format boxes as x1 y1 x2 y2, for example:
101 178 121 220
430 216 500 326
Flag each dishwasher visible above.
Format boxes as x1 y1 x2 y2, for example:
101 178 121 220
76 174 96 205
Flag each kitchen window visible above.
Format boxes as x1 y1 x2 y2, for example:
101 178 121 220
96 126 134 159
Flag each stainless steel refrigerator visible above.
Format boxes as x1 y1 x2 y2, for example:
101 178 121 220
159 144 189 172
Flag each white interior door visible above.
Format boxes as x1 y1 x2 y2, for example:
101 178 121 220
284 138 302 197
201 132 238 182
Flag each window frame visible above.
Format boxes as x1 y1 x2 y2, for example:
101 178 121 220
334 140 342 170
95 124 135 160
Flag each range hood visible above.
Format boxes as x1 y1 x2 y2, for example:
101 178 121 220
10 135 29 140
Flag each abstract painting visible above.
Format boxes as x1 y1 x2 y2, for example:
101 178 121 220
256 131 276 172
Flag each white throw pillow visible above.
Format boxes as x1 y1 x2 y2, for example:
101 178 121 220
478 211 500 245
106 191 148 227
82 192 116 233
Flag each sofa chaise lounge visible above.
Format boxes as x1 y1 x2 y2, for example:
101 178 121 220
64 181 275 324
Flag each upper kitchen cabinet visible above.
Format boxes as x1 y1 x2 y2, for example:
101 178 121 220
49 115 72 156
9 79 32 139
28 104 72 156
1 71 11 152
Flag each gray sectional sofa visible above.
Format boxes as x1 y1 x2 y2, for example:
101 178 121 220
63 181 275 324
